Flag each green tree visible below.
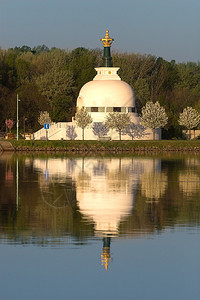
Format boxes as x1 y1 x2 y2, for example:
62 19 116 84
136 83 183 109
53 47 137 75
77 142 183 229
105 112 131 140
17 83 49 131
140 101 168 140
69 47 100 98
75 108 93 140
15 58 32 86
50 96 75 122
35 49 74 118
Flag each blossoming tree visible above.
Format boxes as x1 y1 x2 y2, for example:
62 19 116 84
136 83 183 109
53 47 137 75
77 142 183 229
38 111 52 126
75 108 93 140
105 112 131 140
5 119 14 133
140 101 168 140
178 107 200 139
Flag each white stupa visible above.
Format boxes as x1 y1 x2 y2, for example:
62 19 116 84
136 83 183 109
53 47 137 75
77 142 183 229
34 30 160 140
75 30 141 140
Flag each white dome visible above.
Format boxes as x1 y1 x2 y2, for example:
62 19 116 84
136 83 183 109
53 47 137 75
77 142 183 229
78 80 135 108
76 67 135 110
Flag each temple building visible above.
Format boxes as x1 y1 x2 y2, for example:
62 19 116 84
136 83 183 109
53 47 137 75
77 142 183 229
34 30 160 140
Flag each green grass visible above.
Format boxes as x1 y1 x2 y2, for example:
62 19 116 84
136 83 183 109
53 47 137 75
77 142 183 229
9 139 200 152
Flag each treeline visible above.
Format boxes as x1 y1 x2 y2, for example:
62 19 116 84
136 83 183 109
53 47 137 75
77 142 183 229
0 45 200 138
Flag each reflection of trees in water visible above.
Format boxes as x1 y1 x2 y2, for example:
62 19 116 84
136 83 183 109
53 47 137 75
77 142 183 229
77 172 91 192
106 170 131 192
185 157 200 168
93 160 108 176
179 171 200 195
140 172 168 200
1 154 200 246
66 159 77 173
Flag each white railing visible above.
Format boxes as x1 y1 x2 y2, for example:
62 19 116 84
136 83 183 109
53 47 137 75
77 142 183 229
33 123 68 140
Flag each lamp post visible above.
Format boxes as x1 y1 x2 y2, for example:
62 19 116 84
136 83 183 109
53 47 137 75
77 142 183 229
16 94 21 141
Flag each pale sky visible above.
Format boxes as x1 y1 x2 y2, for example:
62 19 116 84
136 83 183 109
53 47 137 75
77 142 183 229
0 0 199 62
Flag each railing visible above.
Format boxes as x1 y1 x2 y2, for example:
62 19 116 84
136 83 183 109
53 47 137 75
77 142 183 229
34 123 68 140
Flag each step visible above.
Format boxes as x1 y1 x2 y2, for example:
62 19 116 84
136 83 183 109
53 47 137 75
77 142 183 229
0 141 14 151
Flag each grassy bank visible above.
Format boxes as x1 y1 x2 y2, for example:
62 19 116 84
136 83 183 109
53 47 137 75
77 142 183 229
9 139 200 152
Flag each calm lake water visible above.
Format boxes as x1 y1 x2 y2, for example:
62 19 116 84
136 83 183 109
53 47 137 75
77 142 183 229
0 152 200 300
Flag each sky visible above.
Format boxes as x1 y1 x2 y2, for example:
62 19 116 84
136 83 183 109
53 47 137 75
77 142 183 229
0 0 199 63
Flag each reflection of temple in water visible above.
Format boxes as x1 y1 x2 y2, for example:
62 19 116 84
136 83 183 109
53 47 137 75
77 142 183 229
2 155 200 269
33 156 161 270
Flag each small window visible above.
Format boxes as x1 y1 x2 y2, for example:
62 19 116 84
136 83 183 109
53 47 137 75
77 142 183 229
98 107 105 112
86 107 91 112
128 107 136 113
114 107 121 112
121 107 126 112
91 107 98 112
106 107 113 112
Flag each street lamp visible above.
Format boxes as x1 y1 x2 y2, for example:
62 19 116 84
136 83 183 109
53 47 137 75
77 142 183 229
16 94 21 141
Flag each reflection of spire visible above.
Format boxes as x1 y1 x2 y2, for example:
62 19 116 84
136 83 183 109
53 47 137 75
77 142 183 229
101 237 112 272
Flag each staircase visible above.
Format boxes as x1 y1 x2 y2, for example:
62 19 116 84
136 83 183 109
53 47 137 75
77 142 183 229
34 122 69 140
0 141 14 151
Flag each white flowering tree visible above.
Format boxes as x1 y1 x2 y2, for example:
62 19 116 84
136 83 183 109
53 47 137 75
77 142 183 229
75 108 93 140
178 107 200 139
38 111 52 126
140 101 168 140
105 112 131 140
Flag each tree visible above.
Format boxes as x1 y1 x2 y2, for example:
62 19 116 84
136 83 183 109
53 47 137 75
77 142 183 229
75 108 93 140
92 122 109 139
50 96 75 122
5 119 14 133
17 83 50 131
105 112 131 140
69 47 100 96
140 101 168 140
35 49 74 112
38 111 52 126
178 107 200 139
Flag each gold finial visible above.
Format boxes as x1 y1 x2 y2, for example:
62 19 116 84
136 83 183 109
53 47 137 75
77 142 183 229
100 30 114 47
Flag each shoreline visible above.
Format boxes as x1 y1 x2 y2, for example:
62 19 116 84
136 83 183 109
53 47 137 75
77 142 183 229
2 139 200 153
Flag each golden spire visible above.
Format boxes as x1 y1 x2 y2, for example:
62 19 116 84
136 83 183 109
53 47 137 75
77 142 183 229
100 30 114 47
101 247 111 272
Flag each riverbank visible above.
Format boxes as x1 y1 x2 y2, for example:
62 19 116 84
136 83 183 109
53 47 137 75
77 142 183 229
6 139 200 152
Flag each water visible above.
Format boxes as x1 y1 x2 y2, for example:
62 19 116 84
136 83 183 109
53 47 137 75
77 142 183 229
0 152 200 300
